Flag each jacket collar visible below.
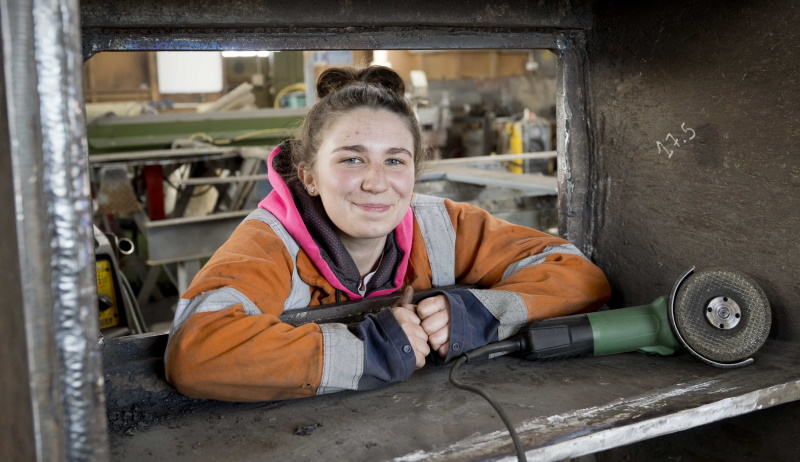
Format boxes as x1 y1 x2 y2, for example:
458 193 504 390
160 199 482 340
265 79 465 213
257 143 413 299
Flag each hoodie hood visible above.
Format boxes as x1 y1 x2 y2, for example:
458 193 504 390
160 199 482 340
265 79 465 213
257 143 413 299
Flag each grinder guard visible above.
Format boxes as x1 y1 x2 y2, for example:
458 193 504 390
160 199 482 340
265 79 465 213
668 267 771 368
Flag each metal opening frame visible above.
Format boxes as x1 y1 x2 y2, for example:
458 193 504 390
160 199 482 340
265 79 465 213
82 27 596 253
72 9 800 462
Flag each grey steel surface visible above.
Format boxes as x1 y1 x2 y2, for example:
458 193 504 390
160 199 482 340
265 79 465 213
90 107 308 125
430 151 557 167
1 0 109 460
106 339 800 462
80 0 592 30
587 0 800 342
420 167 558 195
0 5 36 460
177 174 271 186
143 210 251 265
88 147 241 164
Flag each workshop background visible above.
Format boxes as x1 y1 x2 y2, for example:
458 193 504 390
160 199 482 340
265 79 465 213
84 48 561 336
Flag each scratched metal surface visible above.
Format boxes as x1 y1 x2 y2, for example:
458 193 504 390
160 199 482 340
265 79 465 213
107 341 800 461
587 0 800 341
79 0 592 29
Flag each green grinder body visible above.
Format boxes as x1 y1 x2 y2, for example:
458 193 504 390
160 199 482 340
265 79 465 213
588 296 681 356
515 296 680 361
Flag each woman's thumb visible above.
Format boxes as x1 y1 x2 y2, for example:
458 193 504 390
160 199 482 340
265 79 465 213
393 285 414 307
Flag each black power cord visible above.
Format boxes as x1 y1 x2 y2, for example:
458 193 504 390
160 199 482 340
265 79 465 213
448 339 528 462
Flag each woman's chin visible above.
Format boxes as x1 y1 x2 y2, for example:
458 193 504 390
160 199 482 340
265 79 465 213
337 221 398 242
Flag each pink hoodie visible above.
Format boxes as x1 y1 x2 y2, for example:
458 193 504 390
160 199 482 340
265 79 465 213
257 145 413 300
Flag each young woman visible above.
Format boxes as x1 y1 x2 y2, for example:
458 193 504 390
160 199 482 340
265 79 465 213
166 66 610 401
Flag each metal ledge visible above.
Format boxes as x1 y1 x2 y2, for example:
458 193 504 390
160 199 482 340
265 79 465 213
102 290 800 461
105 337 800 461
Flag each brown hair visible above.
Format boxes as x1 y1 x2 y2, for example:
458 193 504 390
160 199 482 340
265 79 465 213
278 66 428 185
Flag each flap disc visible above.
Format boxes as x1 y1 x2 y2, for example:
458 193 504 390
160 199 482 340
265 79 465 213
671 268 771 365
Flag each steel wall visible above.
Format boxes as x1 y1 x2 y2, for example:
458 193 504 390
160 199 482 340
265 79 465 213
79 0 592 29
587 0 800 340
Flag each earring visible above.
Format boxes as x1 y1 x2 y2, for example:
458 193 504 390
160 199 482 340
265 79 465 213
308 187 315 195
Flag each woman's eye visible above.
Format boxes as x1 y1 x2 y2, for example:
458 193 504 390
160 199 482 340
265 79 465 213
342 157 362 164
385 158 405 166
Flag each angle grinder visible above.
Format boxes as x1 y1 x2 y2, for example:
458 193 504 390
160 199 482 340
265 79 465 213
449 267 772 462
510 267 772 367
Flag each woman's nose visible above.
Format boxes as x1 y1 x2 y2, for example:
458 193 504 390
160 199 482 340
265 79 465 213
361 162 389 193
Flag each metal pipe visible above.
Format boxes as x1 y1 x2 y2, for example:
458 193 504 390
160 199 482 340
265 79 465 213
117 237 135 256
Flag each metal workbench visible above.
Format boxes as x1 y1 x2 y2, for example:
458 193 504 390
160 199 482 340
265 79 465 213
103 291 800 461
106 339 800 461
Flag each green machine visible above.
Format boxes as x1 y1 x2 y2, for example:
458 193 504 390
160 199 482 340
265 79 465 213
449 267 773 462
510 267 772 368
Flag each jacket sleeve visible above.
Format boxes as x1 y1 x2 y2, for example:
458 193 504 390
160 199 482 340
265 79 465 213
438 199 611 356
165 220 416 402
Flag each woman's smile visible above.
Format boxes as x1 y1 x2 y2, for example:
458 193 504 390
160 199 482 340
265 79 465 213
354 202 391 213
300 107 416 244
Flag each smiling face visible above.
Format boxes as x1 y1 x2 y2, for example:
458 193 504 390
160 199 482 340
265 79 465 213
299 108 415 248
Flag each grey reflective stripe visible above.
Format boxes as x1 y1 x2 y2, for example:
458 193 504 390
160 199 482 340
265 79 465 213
165 286 262 362
501 243 589 280
244 208 311 311
411 195 456 287
316 324 365 395
467 289 528 341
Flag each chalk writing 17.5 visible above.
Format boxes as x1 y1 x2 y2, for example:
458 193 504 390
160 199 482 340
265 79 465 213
657 122 696 158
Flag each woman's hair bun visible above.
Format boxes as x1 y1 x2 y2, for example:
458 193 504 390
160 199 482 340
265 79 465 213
356 66 406 97
316 67 359 99
316 65 406 99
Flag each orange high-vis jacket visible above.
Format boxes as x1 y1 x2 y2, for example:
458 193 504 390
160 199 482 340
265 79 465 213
165 144 610 402
166 196 610 401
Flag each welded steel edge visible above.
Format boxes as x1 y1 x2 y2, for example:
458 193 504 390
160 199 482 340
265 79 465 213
2 0 109 460
555 31 592 255
82 27 571 60
513 378 800 461
36 0 110 458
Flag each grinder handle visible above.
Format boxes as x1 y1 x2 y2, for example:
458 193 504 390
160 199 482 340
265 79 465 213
514 314 595 361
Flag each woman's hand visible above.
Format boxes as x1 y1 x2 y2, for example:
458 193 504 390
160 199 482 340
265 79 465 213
391 287 429 369
417 295 451 358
